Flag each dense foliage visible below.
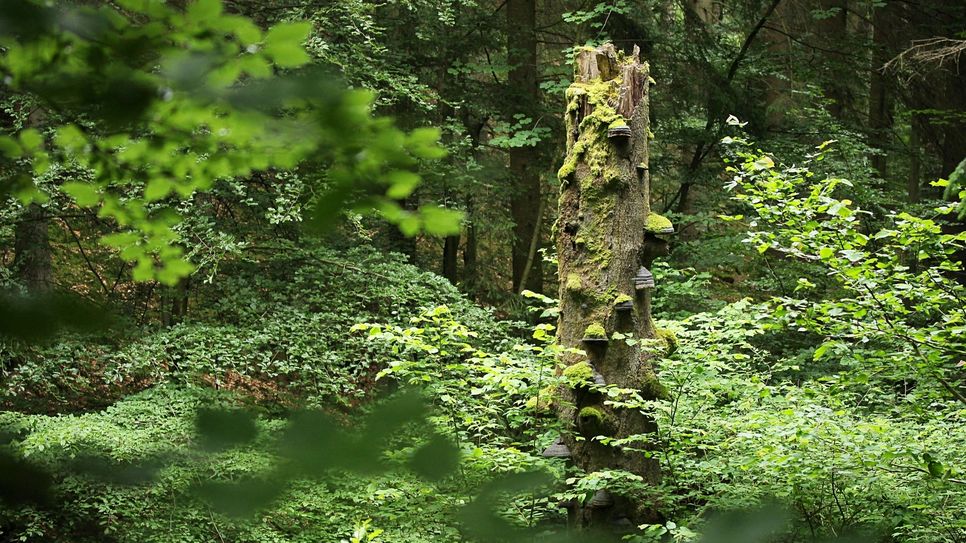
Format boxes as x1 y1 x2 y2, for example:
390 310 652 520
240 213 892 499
2 0 965 542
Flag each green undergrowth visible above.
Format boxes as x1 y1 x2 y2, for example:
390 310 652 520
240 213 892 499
1 245 525 413
0 386 471 543
642 300 966 542
0 247 562 542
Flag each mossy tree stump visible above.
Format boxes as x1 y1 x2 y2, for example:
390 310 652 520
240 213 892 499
555 43 663 527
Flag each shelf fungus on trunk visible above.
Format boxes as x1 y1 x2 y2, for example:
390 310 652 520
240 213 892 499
614 294 634 313
641 212 675 268
554 43 664 529
633 266 655 290
581 322 609 345
541 436 572 459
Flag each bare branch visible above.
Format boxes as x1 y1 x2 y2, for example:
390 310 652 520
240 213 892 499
885 37 966 83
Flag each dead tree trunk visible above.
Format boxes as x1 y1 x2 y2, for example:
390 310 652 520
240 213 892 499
555 44 665 529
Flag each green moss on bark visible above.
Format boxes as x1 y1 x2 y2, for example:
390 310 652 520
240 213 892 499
525 385 557 412
562 361 594 387
654 327 677 355
566 273 583 291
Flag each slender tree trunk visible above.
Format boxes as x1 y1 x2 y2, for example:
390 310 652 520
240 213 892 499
442 235 459 283
868 1 897 179
160 276 190 326
908 116 921 202
816 0 850 119
463 216 478 290
387 196 417 263
12 203 52 293
685 0 716 24
762 1 793 131
939 69 966 177
674 0 783 214
556 44 663 529
507 0 542 293
172 277 189 324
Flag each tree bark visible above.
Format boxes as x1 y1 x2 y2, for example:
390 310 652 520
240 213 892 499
442 235 459 283
555 44 664 529
868 1 897 179
816 0 850 119
762 0 794 132
463 216 478 290
507 0 543 293
161 277 190 326
386 196 417 264
908 116 921 203
12 203 52 293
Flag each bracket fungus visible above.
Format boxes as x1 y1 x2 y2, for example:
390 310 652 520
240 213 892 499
633 266 655 290
541 436 572 459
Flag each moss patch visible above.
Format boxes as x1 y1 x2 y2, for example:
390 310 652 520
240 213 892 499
614 293 632 304
578 406 607 423
654 327 678 355
645 213 674 234
566 273 583 291
639 373 669 400
525 385 557 412
577 405 616 436
562 361 594 387
583 322 607 339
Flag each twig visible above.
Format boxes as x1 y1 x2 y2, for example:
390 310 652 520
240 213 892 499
60 217 109 296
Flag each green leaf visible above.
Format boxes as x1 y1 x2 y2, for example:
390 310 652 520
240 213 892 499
54 125 86 152
408 434 459 481
398 215 420 237
144 179 173 201
753 156 774 170
419 206 463 237
101 232 139 248
407 127 446 159
19 129 43 151
385 170 420 199
61 182 101 207
228 16 262 45
0 136 22 158
819 247 834 260
186 0 221 20
263 21 312 68
157 258 195 286
238 55 271 78
196 408 257 451
813 341 836 361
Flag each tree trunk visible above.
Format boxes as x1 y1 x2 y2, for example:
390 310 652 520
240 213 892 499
868 1 896 179
12 203 52 293
462 196 478 293
387 197 417 264
908 116 921 203
762 1 793 132
816 0 850 119
938 67 966 177
555 44 664 529
507 0 542 293
442 235 459 283
685 0 717 25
